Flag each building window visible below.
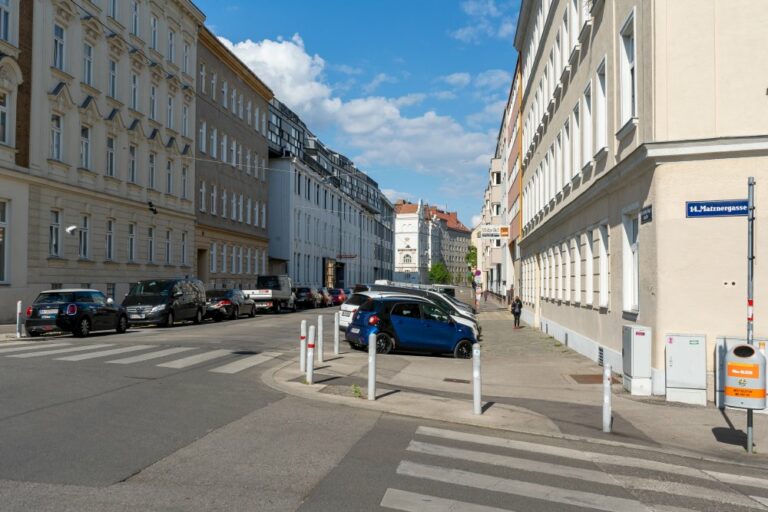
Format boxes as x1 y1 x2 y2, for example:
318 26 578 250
127 223 136 261
572 236 581 303
211 72 217 101
261 203 266 228
53 24 65 71
106 137 115 177
106 282 116 299
199 63 206 93
246 197 252 224
230 138 236 166
571 104 580 179
49 210 60 257
598 225 609 308
181 104 188 137
167 95 174 129
181 166 188 199
210 127 217 158
0 203 6 280
622 212 639 311
230 89 236 114
150 16 158 49
222 244 227 273
78 216 90 259
83 43 93 85
165 160 173 194
584 230 594 305
620 11 637 125
105 219 114 261
211 184 217 215
199 180 206 212
222 189 227 218
107 0 117 19
108 59 117 98
130 73 138 110
0 0 10 43
230 245 235 272
80 126 91 169
181 231 187 265
50 114 62 160
182 42 190 74
210 242 217 272
164 230 172 264
403 254 412 264
254 200 259 226
595 61 607 153
238 194 243 222
199 121 206 152
220 133 227 163
131 1 139 36
128 145 137 183
168 30 175 63
581 84 592 169
230 193 236 221
147 227 155 263
147 153 156 189
149 85 157 120
0 92 8 145
221 80 227 107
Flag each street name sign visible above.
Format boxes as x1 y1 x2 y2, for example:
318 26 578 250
478 225 509 239
686 199 748 218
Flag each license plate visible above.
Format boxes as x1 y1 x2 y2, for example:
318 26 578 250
350 327 360 334
341 311 351 317
40 309 58 315
41 315 56 320
130 314 144 319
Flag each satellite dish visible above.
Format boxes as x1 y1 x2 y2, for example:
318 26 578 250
65 225 78 235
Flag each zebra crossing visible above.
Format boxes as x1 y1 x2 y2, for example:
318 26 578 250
381 425 768 512
0 340 285 376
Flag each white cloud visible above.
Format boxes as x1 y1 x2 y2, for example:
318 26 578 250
450 0 518 43
471 214 483 227
336 64 363 75
433 90 458 100
382 188 416 202
393 93 427 107
363 72 397 94
474 69 512 90
466 99 507 128
439 72 472 88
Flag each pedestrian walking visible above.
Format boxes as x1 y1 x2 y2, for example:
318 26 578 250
511 296 522 328
483 289 488 303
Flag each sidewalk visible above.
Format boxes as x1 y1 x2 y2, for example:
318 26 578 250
265 309 768 466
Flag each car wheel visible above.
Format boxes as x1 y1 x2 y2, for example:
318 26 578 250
375 332 394 354
164 311 175 328
193 309 203 324
214 314 223 322
453 339 473 359
28 331 41 338
291 302 297 313
272 302 280 314
249 305 256 318
230 307 239 320
73 317 91 338
116 315 128 334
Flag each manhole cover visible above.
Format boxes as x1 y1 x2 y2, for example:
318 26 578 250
444 378 470 384
571 374 620 384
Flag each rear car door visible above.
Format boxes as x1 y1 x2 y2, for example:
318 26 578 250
388 302 423 349
420 303 457 352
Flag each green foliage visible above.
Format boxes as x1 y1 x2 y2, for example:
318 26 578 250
428 262 451 284
351 384 362 398
465 245 477 268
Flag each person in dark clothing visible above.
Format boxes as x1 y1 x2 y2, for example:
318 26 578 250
511 296 523 328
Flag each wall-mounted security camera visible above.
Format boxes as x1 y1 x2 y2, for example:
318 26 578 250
65 225 78 235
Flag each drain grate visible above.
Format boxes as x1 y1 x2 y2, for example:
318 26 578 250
571 374 620 384
444 378 471 384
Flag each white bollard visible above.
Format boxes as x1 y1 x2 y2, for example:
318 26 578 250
16 300 23 338
307 325 316 385
368 332 376 401
317 315 324 363
473 343 482 415
334 312 340 355
299 320 307 372
603 363 612 433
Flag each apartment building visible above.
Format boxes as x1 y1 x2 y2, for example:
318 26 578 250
194 27 271 289
0 0 204 321
477 159 506 296
427 206 472 285
504 63 523 297
516 0 768 402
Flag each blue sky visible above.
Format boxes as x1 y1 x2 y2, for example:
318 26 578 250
195 0 521 227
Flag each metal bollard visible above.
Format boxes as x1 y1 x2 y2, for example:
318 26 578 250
307 326 316 384
16 300 23 338
299 320 307 372
317 315 324 363
334 312 340 355
603 363 612 433
368 332 376 400
473 343 482 415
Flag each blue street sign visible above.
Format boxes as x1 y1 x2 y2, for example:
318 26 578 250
686 199 748 218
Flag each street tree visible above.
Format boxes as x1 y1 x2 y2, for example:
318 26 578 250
428 262 451 284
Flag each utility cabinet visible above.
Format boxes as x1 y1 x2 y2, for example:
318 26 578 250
665 334 707 406
623 325 652 396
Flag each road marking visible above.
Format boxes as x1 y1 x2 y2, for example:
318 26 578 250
406 441 759 508
396 460 649 512
0 342 71 354
415 426 710 480
705 470 768 489
9 344 114 358
380 488 514 512
56 345 155 361
209 352 282 374
107 347 197 364
157 349 232 369
0 341 43 347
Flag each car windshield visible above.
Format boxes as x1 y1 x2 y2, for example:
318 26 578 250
206 290 230 299
34 292 75 303
256 276 280 289
297 288 311 294
345 293 369 306
129 280 173 296
358 299 379 312
329 289 341 296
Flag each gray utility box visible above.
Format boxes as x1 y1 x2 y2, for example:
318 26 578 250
665 334 706 406
623 325 652 396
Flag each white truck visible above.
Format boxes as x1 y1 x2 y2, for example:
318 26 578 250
243 275 295 313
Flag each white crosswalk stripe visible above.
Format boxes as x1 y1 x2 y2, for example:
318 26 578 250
209 352 281 374
379 425 768 512
56 345 155 361
0 342 71 354
0 341 46 347
9 344 114 358
156 349 232 369
107 347 196 364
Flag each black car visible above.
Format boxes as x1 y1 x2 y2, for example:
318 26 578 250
205 289 256 321
25 289 128 338
122 278 206 327
294 287 320 309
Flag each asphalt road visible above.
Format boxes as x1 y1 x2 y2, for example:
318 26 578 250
2 307 768 511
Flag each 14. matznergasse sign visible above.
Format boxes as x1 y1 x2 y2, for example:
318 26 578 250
478 225 510 239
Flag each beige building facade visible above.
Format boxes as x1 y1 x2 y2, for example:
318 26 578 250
194 28 271 290
516 0 768 402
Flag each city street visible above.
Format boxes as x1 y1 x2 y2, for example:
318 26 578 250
1 309 768 511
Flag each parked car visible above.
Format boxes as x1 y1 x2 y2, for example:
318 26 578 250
343 288 353 297
295 287 321 309
339 291 412 330
26 289 128 338
317 288 334 307
205 289 256 321
328 288 347 306
345 296 475 358
122 278 206 327
244 275 295 313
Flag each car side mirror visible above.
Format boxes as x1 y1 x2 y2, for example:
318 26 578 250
106 297 114 305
